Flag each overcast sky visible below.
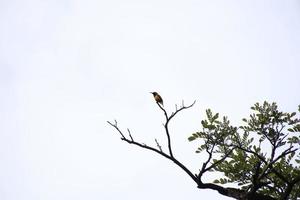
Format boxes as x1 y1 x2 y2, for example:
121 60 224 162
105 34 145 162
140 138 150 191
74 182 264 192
1 0 300 199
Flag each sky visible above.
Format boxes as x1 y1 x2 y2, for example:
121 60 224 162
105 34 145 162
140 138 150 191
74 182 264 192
0 0 300 199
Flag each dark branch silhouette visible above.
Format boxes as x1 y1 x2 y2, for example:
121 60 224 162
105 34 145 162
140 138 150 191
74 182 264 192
108 101 300 200
107 100 198 183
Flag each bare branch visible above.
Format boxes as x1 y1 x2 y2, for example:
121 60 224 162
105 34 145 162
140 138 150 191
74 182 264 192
107 120 198 184
169 100 196 120
155 138 163 152
127 128 134 141
107 120 126 139
156 100 196 158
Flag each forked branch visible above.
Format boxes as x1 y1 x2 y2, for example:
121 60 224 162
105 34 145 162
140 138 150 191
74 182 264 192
107 100 198 183
156 100 196 157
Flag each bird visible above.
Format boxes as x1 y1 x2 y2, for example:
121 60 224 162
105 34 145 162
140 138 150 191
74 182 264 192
150 92 163 106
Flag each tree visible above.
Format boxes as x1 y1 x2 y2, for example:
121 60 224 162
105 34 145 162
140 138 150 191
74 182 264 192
108 101 300 200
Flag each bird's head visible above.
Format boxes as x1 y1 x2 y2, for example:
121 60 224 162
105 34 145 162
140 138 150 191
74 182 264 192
150 92 158 96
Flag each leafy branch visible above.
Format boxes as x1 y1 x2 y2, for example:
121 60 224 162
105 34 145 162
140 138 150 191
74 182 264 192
108 100 300 200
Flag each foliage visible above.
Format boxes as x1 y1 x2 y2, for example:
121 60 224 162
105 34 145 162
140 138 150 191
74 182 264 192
188 101 300 199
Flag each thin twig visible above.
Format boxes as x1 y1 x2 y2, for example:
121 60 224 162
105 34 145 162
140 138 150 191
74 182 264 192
107 120 126 139
155 138 163 152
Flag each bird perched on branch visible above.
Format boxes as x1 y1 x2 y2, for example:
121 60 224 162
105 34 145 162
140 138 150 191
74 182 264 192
151 92 163 106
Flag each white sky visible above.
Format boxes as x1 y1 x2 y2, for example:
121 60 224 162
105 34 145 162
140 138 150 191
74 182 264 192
0 0 300 199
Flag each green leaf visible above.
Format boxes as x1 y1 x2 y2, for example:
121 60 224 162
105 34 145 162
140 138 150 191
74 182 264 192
219 178 228 184
201 120 208 128
213 179 220 184
212 113 219 122
188 136 196 141
288 124 300 132
290 112 296 117
206 109 212 120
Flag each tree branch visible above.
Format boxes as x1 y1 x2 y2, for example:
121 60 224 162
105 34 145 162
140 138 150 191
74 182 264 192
108 101 298 200
107 100 198 185
156 100 196 158
107 120 198 183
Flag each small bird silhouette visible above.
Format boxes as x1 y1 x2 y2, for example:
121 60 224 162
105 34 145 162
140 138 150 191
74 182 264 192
151 92 163 106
